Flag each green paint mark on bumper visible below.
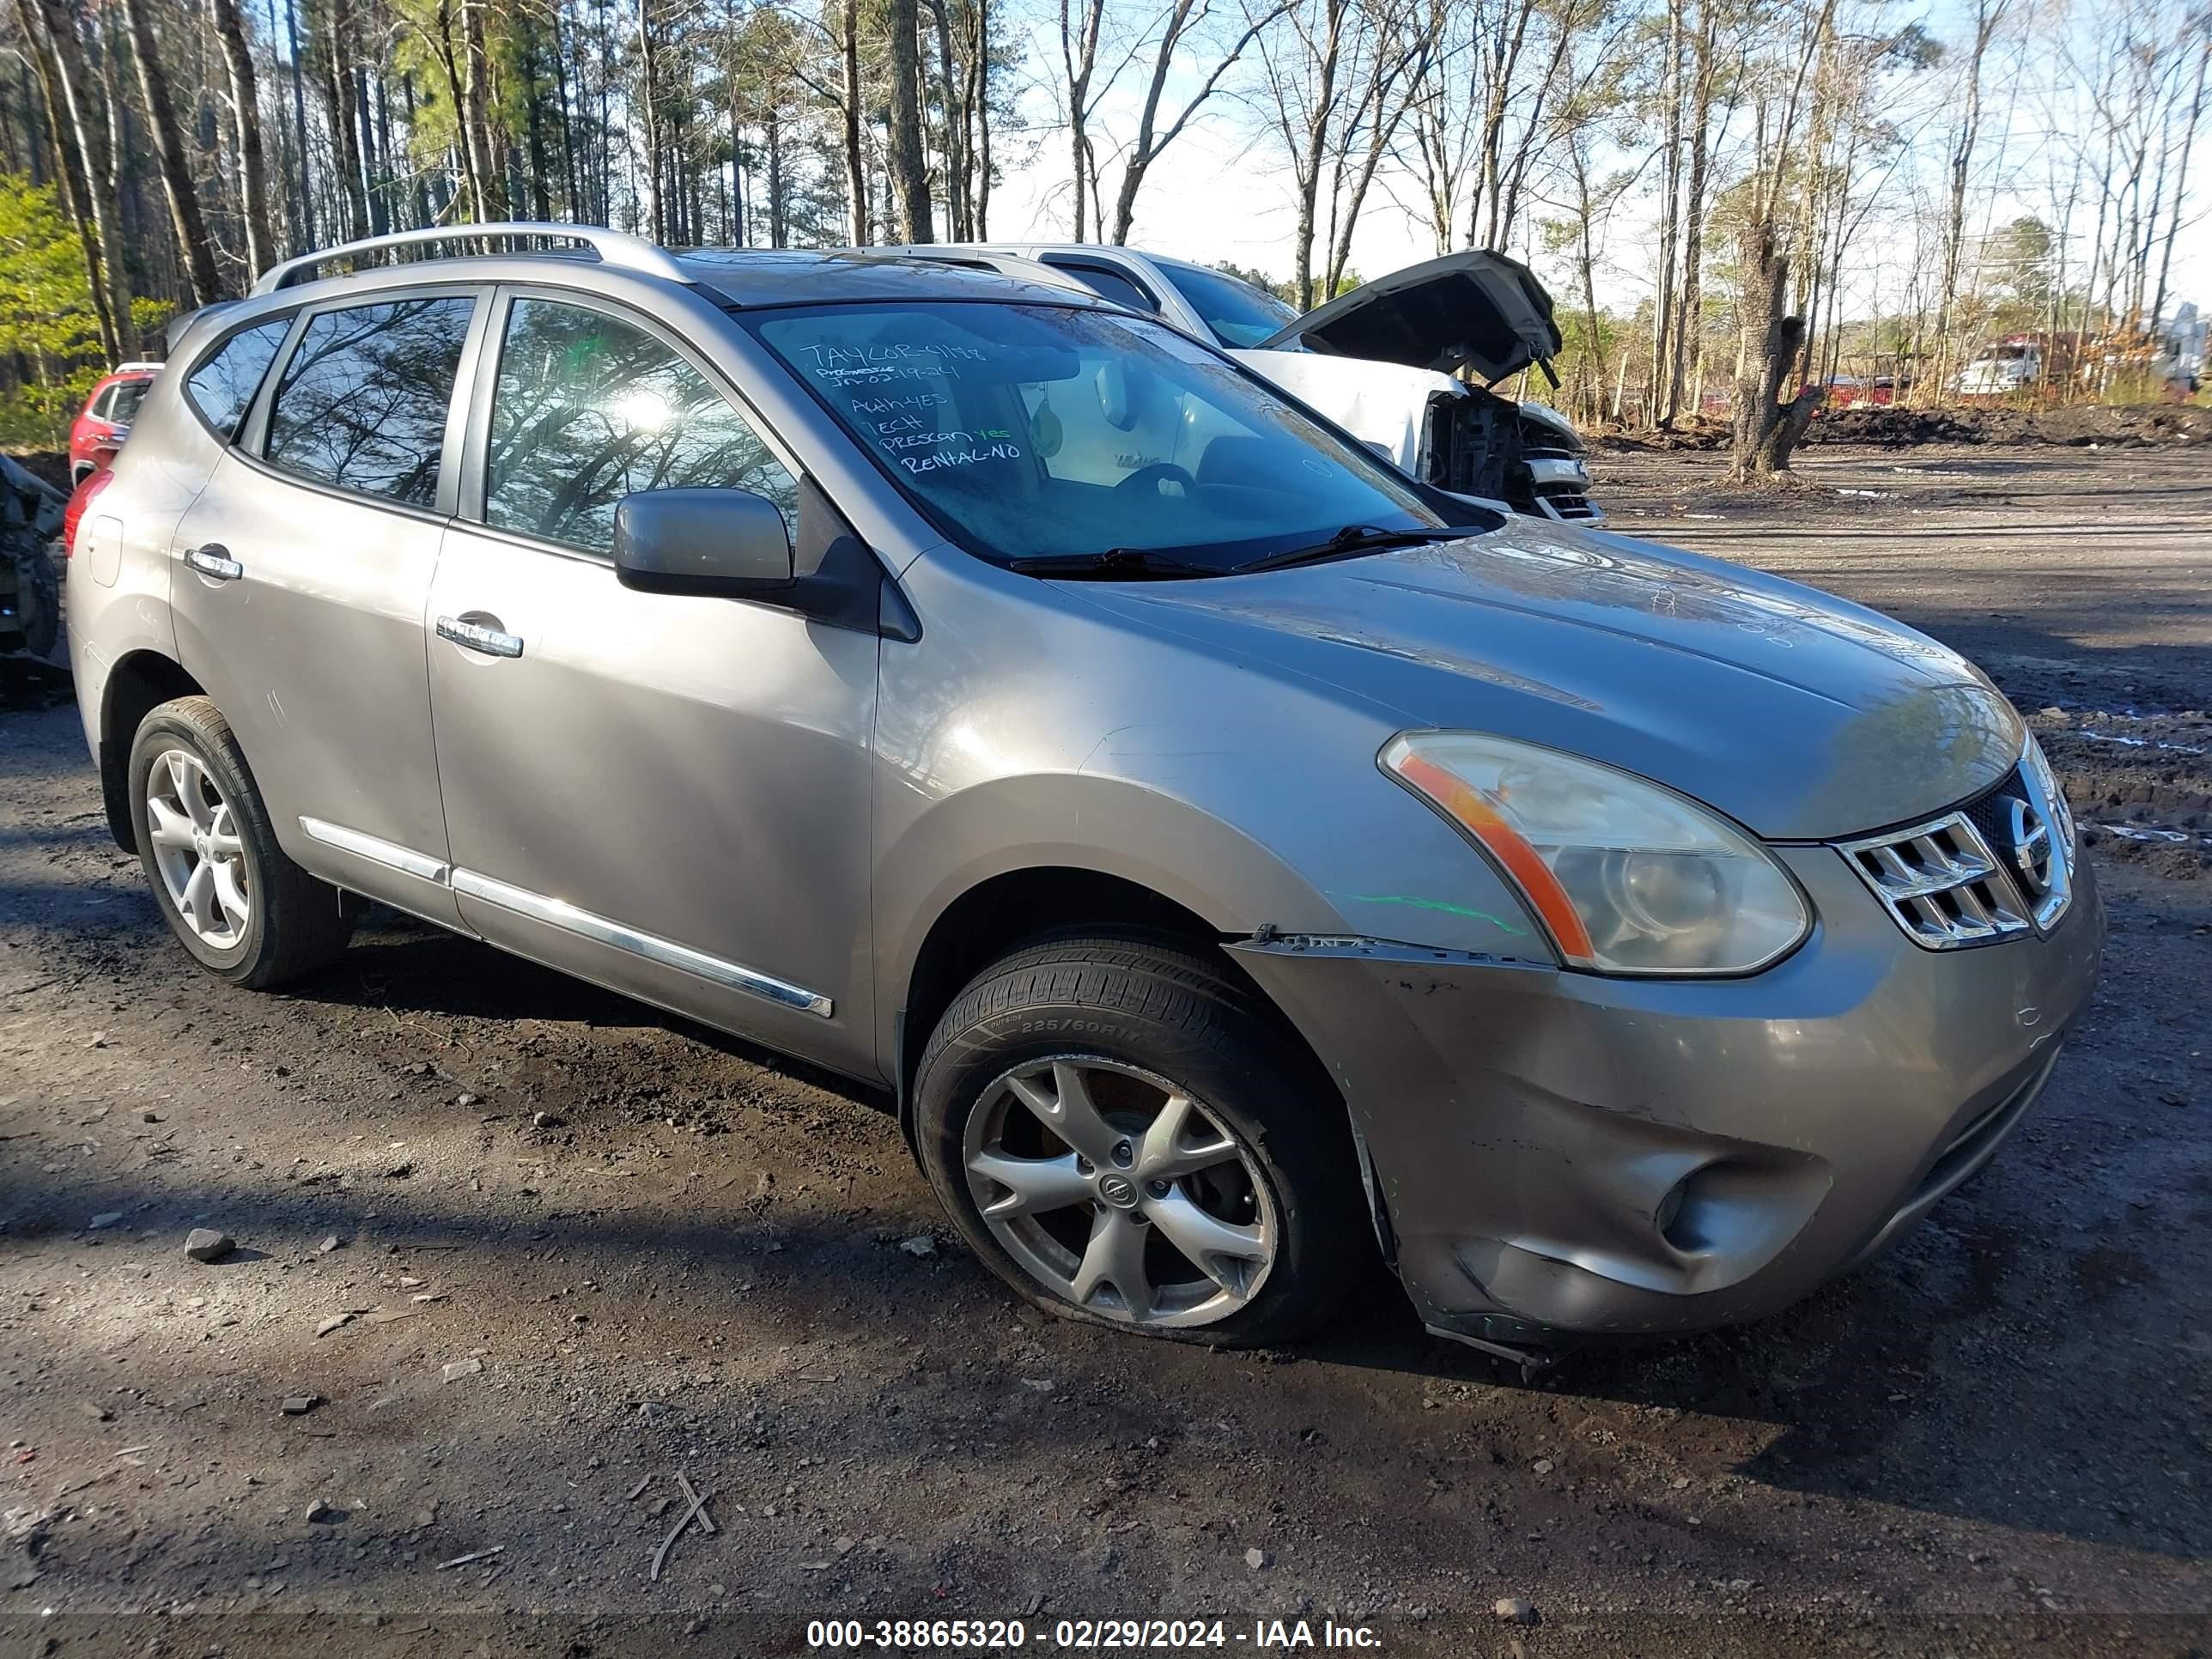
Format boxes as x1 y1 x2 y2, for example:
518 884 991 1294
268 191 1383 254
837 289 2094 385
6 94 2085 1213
1335 893 1528 934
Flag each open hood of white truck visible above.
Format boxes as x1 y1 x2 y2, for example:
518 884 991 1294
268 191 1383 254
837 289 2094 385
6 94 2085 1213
1258 250 1563 386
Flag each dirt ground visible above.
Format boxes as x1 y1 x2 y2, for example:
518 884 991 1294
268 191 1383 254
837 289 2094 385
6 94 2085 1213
1 444 2208 1659
1601 400 2211 450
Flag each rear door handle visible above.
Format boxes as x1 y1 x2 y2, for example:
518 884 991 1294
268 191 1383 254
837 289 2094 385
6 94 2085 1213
183 544 243 581
436 613 525 659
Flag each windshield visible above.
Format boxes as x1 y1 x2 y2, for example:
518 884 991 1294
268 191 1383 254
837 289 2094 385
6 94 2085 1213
1155 262 1300 348
749 301 1443 570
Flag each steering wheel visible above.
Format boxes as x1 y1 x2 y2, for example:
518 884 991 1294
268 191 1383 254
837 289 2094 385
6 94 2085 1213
1115 462 1197 496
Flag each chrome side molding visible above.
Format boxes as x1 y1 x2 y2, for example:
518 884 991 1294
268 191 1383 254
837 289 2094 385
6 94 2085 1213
452 869 835 1017
297 818 833 1018
300 816 451 884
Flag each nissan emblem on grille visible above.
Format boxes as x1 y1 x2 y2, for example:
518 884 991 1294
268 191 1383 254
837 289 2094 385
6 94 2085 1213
2008 797 2054 896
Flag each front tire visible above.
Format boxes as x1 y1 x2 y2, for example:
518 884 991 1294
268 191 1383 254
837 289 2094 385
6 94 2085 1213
128 696 353 988
914 935 1367 1346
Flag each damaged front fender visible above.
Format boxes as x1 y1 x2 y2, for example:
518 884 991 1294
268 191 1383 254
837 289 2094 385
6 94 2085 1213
1230 846 2100 1346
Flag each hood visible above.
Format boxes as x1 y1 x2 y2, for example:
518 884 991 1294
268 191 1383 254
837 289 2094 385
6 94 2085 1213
1259 251 1564 385
1066 521 2023 841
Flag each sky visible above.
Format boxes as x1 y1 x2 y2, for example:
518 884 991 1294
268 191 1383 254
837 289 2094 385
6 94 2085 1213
968 15 2209 331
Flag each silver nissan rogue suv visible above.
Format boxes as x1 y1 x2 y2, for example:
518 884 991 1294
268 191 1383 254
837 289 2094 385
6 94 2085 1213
66 224 2102 1361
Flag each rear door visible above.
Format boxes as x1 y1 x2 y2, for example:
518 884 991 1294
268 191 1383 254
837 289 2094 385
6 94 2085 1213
170 288 484 925
425 287 880 1074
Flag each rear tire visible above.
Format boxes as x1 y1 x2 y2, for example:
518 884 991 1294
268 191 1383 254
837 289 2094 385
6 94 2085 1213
915 934 1368 1346
128 696 354 988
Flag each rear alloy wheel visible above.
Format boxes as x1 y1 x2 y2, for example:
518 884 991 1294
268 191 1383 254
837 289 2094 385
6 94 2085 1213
128 696 354 988
143 747 253 950
915 935 1365 1346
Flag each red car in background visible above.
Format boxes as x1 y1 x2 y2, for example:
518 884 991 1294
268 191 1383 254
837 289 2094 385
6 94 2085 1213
68 362 162 486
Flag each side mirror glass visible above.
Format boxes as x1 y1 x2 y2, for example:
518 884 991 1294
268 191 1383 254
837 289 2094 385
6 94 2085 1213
613 488 793 598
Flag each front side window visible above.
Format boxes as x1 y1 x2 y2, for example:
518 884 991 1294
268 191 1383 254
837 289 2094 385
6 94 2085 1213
263 296 475 506
750 301 1440 571
184 318 290 441
483 297 799 556
1156 262 1299 349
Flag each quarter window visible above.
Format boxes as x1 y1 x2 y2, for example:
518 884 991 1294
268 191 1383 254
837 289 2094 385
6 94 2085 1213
1048 261 1158 315
263 296 475 507
183 319 289 441
483 298 798 556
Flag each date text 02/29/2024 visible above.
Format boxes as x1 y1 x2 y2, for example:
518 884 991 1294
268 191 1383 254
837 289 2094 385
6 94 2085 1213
805 1618 1386 1650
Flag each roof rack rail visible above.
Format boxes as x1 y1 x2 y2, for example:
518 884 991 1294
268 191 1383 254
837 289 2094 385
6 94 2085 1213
251 222 689 295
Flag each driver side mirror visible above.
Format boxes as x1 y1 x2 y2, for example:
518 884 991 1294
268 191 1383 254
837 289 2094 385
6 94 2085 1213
613 488 793 599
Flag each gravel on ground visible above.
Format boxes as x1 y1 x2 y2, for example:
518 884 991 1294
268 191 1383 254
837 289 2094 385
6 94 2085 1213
0 444 2206 1656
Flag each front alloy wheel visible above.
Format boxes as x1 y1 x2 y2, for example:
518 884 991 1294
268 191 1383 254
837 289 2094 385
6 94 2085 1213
915 935 1367 1346
964 1057 1276 1328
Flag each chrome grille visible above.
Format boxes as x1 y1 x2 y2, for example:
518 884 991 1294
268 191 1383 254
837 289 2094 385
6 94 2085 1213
1838 811 2033 948
1530 489 1600 521
1838 741 2078 951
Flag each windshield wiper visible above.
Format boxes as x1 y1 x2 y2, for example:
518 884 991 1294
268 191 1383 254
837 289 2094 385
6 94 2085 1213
1006 547 1224 580
1236 523 1465 574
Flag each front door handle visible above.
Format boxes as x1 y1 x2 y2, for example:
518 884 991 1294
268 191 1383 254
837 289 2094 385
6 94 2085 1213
183 543 243 581
436 613 525 659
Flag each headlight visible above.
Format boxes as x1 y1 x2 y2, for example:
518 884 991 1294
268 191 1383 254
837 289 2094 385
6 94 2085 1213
1381 732 1811 975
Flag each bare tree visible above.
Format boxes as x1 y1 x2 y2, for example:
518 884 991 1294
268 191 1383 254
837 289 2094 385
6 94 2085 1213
635 0 663 239
209 0 276 274
886 0 933 238
1934 0 2007 388
2150 15 2209 326
1269 0 1347 307
1107 0 1288 242
118 0 220 304
839 0 868 241
1728 0 1838 478
9 0 120 356
1322 0 1430 295
1058 0 1109 238
1665 0 1728 422
319 0 368 240
30 0 128 348
923 0 967 235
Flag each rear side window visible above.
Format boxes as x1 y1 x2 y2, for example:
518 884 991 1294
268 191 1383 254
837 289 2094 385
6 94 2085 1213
183 319 290 441
107 380 149 424
1048 260 1158 315
263 296 475 507
482 297 798 556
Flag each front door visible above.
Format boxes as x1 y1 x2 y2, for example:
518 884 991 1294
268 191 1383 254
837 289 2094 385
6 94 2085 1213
170 289 483 925
426 290 880 1076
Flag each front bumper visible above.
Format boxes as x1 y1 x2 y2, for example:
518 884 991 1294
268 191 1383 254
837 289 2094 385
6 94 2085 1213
1230 846 2104 1346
